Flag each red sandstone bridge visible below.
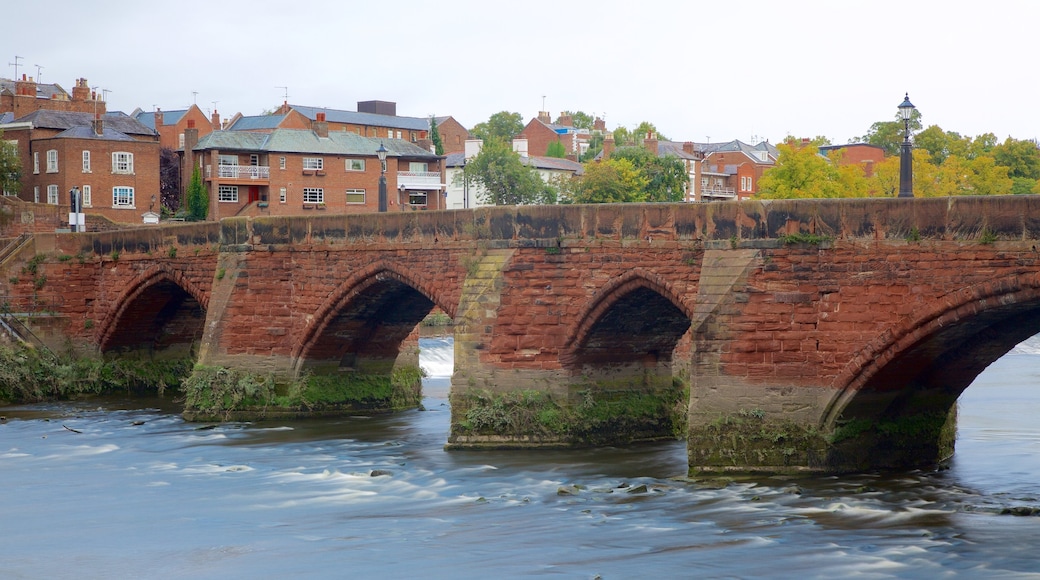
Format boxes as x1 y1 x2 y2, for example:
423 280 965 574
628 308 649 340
4 197 1040 475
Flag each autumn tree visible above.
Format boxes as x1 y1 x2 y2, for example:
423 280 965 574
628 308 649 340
611 147 688 202
758 142 870 199
464 137 551 205
471 111 524 143
559 158 648 204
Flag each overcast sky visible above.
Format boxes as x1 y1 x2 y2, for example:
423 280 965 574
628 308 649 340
6 0 1037 145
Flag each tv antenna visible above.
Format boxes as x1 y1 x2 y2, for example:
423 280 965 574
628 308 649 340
9 55 22 78
34 64 43 83
192 91 198 104
276 86 289 102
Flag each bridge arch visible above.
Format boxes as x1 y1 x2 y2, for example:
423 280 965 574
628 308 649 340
822 272 1040 469
562 268 694 368
96 265 209 356
293 261 454 377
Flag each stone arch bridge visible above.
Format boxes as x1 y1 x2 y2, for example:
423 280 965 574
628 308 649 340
5 197 1040 475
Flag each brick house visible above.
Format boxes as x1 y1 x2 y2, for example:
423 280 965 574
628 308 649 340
434 116 471 154
817 142 886 177
1 76 105 119
186 114 445 219
0 109 160 225
264 101 432 145
700 140 778 201
518 112 594 159
133 104 220 150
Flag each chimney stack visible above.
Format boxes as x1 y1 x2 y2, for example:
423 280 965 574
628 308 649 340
211 109 221 130
92 113 104 136
154 108 164 128
602 133 615 159
313 112 329 138
643 132 658 156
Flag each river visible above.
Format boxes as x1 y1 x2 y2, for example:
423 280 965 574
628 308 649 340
1 336 1039 579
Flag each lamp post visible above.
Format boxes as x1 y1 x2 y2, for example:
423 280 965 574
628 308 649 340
463 157 469 209
377 142 388 212
898 93 916 198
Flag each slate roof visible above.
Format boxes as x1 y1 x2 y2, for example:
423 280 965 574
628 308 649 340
135 108 188 130
290 104 430 131
12 109 156 137
53 125 136 141
0 78 68 100
0 112 13 124
194 128 440 159
444 152 583 175
227 114 286 131
698 139 777 164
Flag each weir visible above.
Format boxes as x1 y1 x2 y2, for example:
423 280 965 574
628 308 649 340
5 196 1040 474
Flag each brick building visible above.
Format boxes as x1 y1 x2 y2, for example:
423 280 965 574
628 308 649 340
434 116 471 154
0 109 160 225
1 76 106 119
133 104 220 150
599 133 704 202
518 112 595 159
817 142 886 177
186 114 445 219
699 140 778 201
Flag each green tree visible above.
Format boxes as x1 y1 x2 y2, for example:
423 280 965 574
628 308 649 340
429 116 444 156
558 111 594 130
464 138 550 205
0 134 21 196
546 140 566 158
559 158 648 204
992 137 1040 179
580 132 604 162
186 166 208 220
471 111 524 143
758 142 848 198
858 108 922 156
611 147 688 202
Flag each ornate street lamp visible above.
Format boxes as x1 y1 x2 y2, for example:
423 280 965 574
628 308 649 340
898 93 916 198
377 142 388 212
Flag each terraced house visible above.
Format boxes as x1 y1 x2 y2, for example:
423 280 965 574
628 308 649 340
0 109 160 223
186 113 445 219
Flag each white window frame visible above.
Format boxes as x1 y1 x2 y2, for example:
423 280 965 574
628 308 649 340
46 150 58 173
33 186 39 202
82 150 91 173
47 184 59 204
345 189 366 204
387 129 393 139
279 156 286 170
302 157 323 171
82 185 92 207
279 187 287 203
409 162 428 172
113 186 135 207
218 154 237 166
178 133 185 149
302 187 324 204
218 185 239 202
112 152 134 174
33 151 39 174
346 158 366 172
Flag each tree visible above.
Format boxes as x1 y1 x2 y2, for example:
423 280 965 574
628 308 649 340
758 142 848 199
857 108 922 156
0 134 21 197
186 166 208 220
559 158 648 204
464 138 550 205
613 122 668 146
429 116 444 156
471 111 524 143
611 147 688 202
580 132 604 163
558 111 594 130
992 137 1040 179
545 140 566 158
159 147 181 213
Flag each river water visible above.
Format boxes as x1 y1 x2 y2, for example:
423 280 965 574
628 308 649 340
2 336 1039 579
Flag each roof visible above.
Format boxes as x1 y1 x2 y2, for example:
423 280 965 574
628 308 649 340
135 108 188 130
227 114 286 131
8 109 156 138
657 141 701 160
53 125 136 141
0 112 12 124
290 104 430 132
194 128 440 159
0 78 68 100
818 142 885 153
699 139 777 164
444 152 583 175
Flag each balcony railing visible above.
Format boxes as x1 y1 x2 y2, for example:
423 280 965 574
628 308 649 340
397 171 442 189
701 186 737 199
206 165 270 180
